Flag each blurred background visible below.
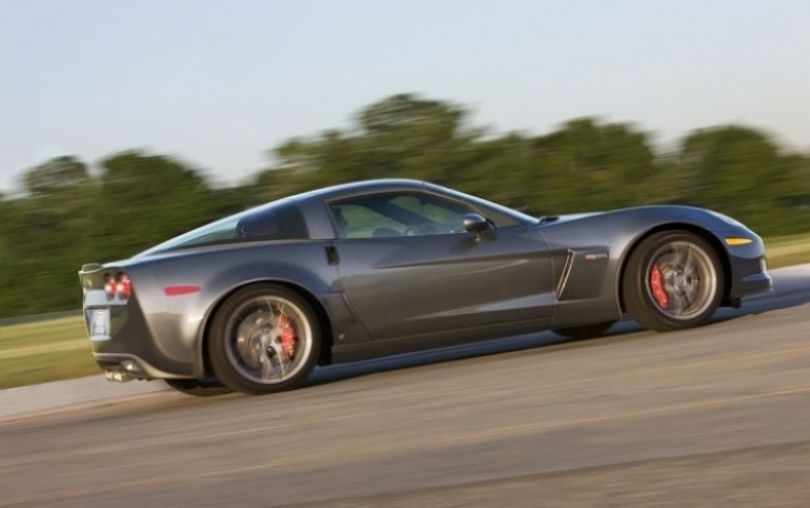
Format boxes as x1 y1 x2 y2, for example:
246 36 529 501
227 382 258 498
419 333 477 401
1 0 808 319
3 4 810 504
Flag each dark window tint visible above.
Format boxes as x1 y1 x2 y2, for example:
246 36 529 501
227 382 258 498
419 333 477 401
236 202 308 241
142 199 308 254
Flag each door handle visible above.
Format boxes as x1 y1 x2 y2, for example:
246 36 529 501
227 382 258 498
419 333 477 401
325 245 340 265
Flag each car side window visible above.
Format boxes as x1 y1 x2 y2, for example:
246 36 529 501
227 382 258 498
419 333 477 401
330 192 475 239
145 199 308 253
332 203 406 238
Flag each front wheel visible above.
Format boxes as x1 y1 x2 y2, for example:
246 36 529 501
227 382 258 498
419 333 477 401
209 284 321 395
623 231 724 332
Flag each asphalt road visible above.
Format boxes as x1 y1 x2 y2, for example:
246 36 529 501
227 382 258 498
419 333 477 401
1 265 809 507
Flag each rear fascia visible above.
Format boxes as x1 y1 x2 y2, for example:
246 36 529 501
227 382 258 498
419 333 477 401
84 240 346 380
79 264 195 379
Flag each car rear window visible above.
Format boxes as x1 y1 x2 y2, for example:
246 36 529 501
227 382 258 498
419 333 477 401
140 199 308 254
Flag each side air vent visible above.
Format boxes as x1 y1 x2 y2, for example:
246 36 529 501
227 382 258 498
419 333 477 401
557 248 610 300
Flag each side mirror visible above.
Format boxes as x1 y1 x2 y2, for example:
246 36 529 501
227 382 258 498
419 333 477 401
463 213 490 234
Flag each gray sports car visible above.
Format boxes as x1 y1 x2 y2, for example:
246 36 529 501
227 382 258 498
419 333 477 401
79 179 771 395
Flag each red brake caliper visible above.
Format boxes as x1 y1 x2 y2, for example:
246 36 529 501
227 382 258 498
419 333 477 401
650 264 669 309
277 314 296 358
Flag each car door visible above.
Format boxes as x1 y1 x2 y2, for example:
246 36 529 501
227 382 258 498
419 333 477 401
328 191 556 343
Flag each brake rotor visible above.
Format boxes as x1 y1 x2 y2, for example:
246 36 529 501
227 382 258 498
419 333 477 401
235 312 273 369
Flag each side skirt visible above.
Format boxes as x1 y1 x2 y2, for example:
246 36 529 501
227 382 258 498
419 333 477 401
331 317 550 364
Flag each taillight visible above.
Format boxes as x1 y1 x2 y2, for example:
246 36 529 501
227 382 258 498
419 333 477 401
104 274 117 299
117 274 133 300
104 273 133 301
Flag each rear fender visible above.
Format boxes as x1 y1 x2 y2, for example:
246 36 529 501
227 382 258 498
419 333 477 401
192 261 335 378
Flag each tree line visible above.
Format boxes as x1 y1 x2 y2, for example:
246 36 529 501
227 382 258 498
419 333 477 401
1 94 808 317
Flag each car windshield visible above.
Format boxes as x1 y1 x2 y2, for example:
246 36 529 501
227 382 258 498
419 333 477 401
427 184 539 225
138 198 307 256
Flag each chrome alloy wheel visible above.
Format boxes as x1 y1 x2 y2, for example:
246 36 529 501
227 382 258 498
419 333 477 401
224 296 313 384
644 240 718 320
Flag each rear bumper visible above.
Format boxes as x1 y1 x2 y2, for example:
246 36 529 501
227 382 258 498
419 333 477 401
82 297 197 380
93 353 193 381
80 262 201 381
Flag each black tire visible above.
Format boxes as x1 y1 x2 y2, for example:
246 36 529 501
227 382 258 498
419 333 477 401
552 320 616 340
164 378 233 397
209 283 321 395
622 231 724 332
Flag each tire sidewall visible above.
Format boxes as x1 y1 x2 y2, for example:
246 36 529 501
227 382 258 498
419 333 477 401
209 283 321 395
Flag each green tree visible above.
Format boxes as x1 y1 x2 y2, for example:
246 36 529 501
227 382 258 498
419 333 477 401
525 118 657 212
677 126 807 232
88 151 218 261
0 157 97 314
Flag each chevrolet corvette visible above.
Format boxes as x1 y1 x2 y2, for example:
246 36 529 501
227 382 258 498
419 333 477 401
79 179 771 395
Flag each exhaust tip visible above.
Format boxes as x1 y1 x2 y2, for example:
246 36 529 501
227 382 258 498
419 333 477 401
104 370 133 383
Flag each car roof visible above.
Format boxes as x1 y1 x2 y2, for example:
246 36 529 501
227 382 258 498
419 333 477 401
292 178 428 203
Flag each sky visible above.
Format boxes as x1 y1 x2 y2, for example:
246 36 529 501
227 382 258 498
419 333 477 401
1 0 808 191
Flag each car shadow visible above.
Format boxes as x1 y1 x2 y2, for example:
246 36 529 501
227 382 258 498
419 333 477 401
304 283 810 389
304 322 640 389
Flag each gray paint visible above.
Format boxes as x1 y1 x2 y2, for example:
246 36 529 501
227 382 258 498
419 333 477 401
78 179 771 379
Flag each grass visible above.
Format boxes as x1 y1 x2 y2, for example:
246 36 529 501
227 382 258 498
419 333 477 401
0 233 808 390
0 315 98 390
764 233 810 269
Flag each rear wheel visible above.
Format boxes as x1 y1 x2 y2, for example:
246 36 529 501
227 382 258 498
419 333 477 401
209 284 321 395
623 231 723 332
164 378 232 397
552 320 616 340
